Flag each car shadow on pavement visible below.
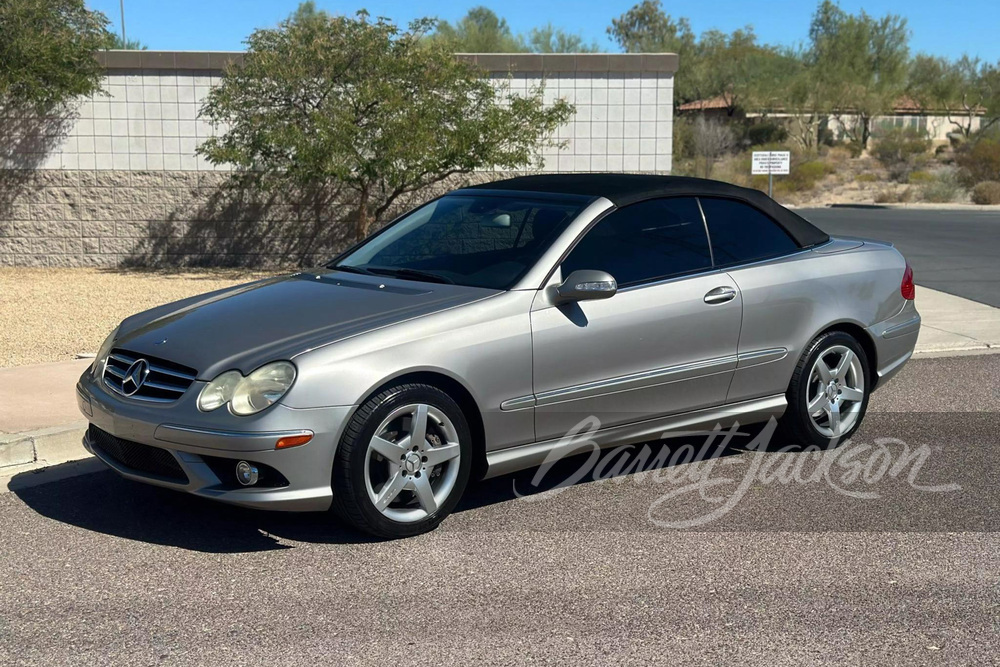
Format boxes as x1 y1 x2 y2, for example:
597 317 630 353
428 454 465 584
456 432 754 513
10 431 757 552
10 465 376 552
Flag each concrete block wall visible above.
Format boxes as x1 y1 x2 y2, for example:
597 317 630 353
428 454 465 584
0 51 677 268
0 170 515 268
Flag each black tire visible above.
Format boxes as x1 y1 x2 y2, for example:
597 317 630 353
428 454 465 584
777 331 871 449
330 383 472 539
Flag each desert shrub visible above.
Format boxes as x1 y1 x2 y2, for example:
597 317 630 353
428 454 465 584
750 174 769 191
823 145 853 165
955 139 1000 186
779 160 835 192
872 127 932 182
702 153 751 188
855 172 878 183
746 121 788 147
673 115 696 160
907 170 935 184
920 172 962 202
692 117 736 178
971 181 1000 205
841 140 865 158
874 186 913 203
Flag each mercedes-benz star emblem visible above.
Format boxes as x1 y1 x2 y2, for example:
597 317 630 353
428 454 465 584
121 359 150 396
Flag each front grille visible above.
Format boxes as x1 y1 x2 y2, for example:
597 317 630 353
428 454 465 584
103 349 197 403
88 425 188 483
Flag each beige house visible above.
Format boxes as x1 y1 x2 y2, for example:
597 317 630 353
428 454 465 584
679 95 983 143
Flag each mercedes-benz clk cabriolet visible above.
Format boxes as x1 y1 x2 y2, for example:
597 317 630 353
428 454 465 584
78 174 920 538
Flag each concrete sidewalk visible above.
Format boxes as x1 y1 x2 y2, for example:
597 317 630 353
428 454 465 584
2 286 998 483
0 359 90 474
915 286 1000 353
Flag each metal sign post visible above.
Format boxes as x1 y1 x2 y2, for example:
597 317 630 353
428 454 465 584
751 151 790 198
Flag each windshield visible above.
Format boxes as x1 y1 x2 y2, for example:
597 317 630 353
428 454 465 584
332 194 587 289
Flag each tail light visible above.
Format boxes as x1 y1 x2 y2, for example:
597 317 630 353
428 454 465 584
900 261 915 300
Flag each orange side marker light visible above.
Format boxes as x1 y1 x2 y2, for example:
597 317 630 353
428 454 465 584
275 433 313 450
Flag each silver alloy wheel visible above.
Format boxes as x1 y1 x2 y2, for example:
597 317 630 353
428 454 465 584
363 403 462 523
806 344 865 439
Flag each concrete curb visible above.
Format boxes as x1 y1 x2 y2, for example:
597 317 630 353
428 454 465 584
824 203 1000 211
915 346 1000 359
0 422 89 470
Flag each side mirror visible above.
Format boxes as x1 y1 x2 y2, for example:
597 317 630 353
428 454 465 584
556 269 618 303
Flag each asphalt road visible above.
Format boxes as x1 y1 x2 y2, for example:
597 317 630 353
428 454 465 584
798 207 1000 308
1 354 998 665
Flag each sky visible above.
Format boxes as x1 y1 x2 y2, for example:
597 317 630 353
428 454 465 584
88 0 1000 61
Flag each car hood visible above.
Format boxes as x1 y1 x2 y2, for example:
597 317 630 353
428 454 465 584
115 270 499 379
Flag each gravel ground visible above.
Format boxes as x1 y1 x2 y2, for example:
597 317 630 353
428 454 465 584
0 268 271 368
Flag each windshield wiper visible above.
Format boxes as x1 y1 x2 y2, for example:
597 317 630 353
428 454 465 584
366 267 455 285
331 264 377 276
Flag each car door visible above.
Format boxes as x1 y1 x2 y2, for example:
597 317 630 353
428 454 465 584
529 197 743 442
695 197 817 405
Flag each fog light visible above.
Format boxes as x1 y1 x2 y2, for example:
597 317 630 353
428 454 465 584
235 461 259 486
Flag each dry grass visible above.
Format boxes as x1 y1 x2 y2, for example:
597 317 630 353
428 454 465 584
0 268 274 368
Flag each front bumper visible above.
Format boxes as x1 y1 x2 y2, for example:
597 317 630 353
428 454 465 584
77 367 355 512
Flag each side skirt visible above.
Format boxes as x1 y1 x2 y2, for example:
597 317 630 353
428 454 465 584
483 395 787 479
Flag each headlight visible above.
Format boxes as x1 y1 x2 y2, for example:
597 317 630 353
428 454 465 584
196 370 242 412
92 326 119 375
198 362 296 416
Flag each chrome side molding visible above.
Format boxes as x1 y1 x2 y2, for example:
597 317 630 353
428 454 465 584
484 394 787 478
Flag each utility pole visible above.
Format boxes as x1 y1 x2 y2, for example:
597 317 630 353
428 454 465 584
120 0 126 46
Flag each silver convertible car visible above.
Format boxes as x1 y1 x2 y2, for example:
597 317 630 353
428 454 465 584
77 174 920 538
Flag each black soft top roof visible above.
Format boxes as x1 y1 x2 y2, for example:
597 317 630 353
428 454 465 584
463 173 830 248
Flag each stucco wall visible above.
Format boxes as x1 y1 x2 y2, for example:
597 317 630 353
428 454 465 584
0 52 677 267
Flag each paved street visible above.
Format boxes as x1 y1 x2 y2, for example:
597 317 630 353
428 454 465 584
1 354 998 665
799 207 1000 308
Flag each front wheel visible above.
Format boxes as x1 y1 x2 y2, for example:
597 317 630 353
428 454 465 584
331 383 472 539
778 331 871 448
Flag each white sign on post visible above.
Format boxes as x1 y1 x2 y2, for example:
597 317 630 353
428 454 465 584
751 151 791 175
751 150 790 198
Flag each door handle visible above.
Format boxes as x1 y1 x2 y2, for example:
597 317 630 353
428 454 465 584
704 286 737 304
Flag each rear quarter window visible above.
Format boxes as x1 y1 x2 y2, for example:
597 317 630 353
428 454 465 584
699 198 799 266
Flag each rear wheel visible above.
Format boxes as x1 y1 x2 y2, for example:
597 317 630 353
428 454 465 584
331 383 472 539
778 331 871 448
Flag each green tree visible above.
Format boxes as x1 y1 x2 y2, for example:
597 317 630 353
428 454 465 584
609 2 795 116
431 7 595 54
199 10 573 242
0 0 110 112
746 47 802 117
106 33 147 50
607 1 697 101
808 0 910 150
909 55 1000 139
780 49 834 150
288 0 329 22
431 6 523 52
687 27 791 117
525 24 598 53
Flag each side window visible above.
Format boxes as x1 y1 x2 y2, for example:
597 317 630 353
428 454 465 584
699 198 799 266
560 197 712 286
